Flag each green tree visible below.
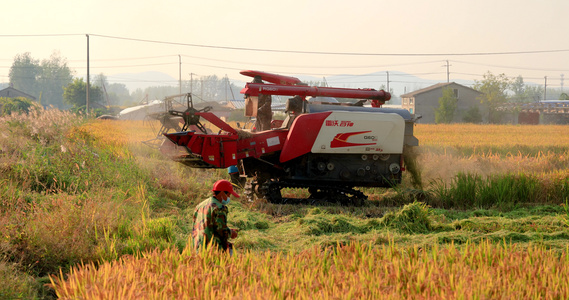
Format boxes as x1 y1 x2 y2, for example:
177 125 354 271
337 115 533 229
92 73 133 106
434 87 457 124
0 97 37 116
559 93 569 100
184 75 242 102
63 78 103 110
38 51 74 108
8 53 41 98
473 71 512 123
93 73 111 106
510 75 543 102
524 85 544 102
462 105 483 123
9 51 74 109
510 75 525 101
107 83 132 105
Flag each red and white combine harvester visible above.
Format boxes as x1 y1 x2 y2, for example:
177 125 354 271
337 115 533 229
163 70 419 204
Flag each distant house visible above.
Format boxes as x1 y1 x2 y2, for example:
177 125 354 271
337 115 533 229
0 87 36 101
400 82 483 124
500 100 569 125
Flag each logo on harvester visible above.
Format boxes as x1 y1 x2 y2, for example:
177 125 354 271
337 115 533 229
260 86 278 92
325 120 354 127
330 131 376 148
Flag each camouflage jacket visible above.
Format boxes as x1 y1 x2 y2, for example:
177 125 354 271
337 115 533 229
192 196 232 251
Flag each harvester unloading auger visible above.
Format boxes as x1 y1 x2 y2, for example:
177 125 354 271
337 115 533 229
162 70 419 205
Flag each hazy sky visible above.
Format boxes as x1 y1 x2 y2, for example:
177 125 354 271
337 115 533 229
2 0 568 91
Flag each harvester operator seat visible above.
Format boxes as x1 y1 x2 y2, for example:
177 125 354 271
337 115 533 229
280 96 304 129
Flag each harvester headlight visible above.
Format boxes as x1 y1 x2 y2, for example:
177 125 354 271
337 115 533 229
389 163 400 174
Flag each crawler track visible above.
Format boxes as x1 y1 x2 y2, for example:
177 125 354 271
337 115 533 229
245 179 367 206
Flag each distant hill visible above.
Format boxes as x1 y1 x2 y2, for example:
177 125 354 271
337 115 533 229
295 71 476 96
95 70 477 103
106 71 178 92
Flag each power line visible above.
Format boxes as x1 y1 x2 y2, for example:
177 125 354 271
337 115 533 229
4 33 569 57
452 59 569 72
89 62 178 69
68 55 179 62
3 33 569 89
180 54 442 69
2 62 178 70
89 34 569 57
0 34 83 37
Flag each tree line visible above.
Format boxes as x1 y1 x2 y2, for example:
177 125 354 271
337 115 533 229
436 71 567 124
5 52 565 122
6 52 243 114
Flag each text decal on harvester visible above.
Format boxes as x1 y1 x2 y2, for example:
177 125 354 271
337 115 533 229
325 120 354 127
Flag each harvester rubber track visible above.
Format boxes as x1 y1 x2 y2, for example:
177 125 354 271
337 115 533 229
247 180 368 206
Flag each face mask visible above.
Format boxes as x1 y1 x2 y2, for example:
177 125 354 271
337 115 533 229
222 199 230 205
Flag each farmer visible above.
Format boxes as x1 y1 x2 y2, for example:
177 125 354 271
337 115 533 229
252 76 272 131
192 179 239 253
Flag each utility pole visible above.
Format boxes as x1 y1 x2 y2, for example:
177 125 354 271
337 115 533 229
225 75 228 101
86 34 90 113
561 74 564 93
386 71 389 92
444 60 451 83
190 73 194 94
178 55 182 101
543 76 547 101
226 74 236 100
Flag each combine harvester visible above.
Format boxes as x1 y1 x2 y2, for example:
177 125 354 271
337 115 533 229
162 71 419 204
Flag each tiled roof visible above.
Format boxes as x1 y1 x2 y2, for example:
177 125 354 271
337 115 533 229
400 82 482 98
0 87 37 100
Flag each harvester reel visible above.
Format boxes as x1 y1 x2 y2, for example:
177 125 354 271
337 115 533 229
168 93 212 134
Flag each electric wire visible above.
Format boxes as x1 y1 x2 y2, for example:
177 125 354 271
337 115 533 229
88 34 569 57
1 33 567 88
3 33 569 57
451 59 569 72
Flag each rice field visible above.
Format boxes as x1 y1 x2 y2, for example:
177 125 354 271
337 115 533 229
51 241 569 299
1 108 568 299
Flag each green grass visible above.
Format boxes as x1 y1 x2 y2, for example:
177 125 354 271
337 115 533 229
1 109 569 298
429 172 569 209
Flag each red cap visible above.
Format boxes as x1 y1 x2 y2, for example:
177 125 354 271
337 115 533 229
212 179 240 198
